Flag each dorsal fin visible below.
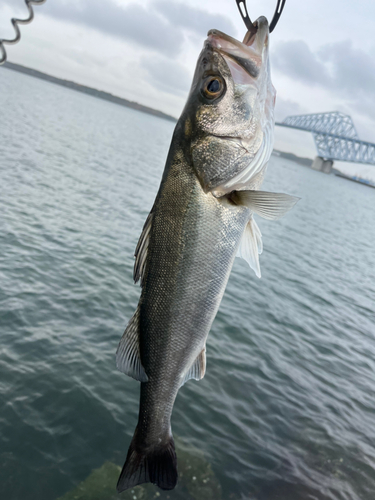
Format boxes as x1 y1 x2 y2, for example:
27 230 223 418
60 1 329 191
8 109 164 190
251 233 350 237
116 305 148 382
134 211 153 286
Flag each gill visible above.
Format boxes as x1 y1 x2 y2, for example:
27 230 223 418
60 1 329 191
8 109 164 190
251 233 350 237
0 0 47 65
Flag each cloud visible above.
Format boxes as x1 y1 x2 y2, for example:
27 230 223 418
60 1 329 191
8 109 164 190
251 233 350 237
154 1 236 37
141 56 192 97
274 96 307 122
272 39 375 123
31 0 183 57
0 0 235 58
322 40 375 120
321 40 375 94
272 40 329 86
2 0 170 52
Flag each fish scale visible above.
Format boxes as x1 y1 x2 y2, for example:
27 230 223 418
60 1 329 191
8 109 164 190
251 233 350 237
116 17 299 493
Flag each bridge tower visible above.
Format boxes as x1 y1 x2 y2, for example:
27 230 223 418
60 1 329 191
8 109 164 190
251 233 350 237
276 111 375 173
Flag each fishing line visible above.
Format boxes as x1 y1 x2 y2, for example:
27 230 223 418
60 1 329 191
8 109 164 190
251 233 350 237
0 0 47 65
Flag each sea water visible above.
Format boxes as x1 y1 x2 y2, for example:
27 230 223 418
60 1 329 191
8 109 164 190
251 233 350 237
1 67 375 500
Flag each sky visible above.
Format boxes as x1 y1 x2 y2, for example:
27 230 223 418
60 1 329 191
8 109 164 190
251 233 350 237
1 0 375 177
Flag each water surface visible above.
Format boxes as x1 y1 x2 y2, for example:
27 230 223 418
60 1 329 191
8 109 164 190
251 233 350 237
1 67 375 500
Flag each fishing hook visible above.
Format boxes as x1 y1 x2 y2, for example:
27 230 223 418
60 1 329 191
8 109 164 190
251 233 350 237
235 0 286 34
0 0 47 66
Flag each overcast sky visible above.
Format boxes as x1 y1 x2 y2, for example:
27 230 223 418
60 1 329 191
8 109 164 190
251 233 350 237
1 0 375 174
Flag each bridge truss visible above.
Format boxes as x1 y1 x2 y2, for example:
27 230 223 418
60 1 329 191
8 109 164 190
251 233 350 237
276 111 375 165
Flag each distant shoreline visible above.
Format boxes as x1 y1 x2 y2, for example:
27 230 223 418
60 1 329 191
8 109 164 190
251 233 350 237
1 61 177 124
335 172 375 188
272 149 313 167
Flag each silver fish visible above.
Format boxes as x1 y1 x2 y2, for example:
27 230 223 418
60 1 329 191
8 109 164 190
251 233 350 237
116 17 299 493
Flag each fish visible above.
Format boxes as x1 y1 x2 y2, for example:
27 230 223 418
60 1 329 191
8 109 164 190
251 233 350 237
116 16 299 493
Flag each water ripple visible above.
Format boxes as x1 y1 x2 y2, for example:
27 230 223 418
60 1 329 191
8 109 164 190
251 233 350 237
1 67 375 500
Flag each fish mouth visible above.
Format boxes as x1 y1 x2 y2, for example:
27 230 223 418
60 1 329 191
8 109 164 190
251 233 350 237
207 17 269 83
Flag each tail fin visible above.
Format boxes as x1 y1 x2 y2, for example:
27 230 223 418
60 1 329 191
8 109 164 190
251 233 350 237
117 426 178 493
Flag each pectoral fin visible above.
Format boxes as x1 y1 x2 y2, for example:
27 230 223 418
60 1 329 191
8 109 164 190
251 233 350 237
180 348 206 387
116 305 148 382
231 190 300 220
237 217 262 278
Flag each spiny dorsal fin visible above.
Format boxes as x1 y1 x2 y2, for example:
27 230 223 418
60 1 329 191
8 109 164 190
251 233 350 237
134 211 153 286
116 305 148 382
231 190 300 220
180 348 206 387
236 217 262 278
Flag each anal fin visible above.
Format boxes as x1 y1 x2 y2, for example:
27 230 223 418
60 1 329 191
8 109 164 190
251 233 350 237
180 348 206 387
134 211 153 286
116 305 148 382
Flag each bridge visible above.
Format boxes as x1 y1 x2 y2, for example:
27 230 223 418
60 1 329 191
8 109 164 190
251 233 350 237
276 111 375 172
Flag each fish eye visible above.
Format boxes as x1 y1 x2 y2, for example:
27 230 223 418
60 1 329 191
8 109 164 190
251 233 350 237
202 76 225 100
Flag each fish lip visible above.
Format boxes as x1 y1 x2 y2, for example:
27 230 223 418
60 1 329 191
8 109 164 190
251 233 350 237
204 41 259 80
207 17 269 51
207 29 244 48
243 16 269 48
207 18 269 79
217 48 259 79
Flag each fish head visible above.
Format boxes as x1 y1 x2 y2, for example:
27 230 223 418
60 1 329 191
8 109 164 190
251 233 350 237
185 17 276 195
